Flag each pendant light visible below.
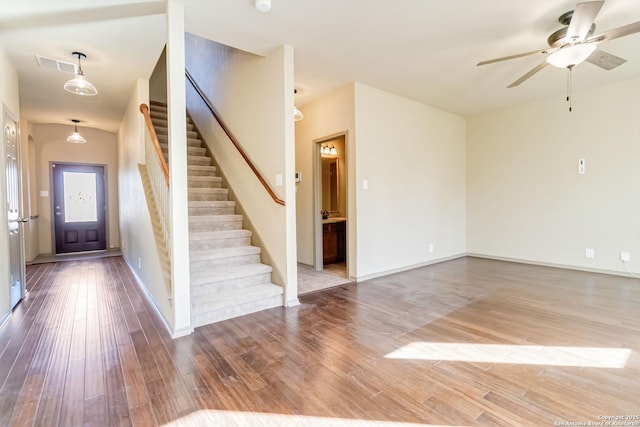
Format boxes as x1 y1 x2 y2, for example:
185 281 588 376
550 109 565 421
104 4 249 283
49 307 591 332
64 52 98 96
66 120 87 144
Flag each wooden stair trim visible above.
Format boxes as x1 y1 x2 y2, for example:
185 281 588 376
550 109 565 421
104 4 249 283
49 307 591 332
139 103 169 188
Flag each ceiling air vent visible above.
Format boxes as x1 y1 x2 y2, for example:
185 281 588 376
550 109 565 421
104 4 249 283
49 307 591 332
35 55 77 74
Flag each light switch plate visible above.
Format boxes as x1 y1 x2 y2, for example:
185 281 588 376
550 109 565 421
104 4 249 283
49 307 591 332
585 248 595 258
275 174 283 187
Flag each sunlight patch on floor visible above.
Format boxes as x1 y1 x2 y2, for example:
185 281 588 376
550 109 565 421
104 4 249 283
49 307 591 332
385 342 631 368
163 410 464 427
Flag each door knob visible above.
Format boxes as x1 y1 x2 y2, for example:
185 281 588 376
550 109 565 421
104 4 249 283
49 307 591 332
17 217 29 223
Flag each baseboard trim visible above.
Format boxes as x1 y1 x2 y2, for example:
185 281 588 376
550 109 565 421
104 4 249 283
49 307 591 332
467 253 639 278
355 253 467 282
123 257 194 339
285 298 301 307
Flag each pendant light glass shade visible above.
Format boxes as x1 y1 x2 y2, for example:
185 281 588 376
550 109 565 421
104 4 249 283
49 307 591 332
294 106 304 121
67 120 87 144
546 44 597 69
64 52 98 96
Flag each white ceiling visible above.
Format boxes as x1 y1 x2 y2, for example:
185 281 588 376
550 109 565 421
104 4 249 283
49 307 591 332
1 0 639 133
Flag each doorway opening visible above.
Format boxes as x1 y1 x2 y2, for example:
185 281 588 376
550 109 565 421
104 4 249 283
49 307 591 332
297 133 350 295
51 162 107 254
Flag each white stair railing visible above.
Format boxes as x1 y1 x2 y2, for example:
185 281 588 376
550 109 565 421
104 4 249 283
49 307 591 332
139 103 172 292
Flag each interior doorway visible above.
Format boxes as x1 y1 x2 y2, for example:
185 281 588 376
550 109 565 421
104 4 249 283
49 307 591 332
51 162 107 254
314 134 347 271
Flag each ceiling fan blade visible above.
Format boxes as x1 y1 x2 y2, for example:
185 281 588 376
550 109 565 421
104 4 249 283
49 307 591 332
586 49 627 70
477 48 551 66
566 1 604 42
507 61 549 88
587 21 640 43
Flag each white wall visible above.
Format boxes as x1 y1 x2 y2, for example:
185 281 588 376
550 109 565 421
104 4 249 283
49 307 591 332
353 83 467 280
117 79 175 329
467 77 640 275
184 34 297 302
295 84 356 269
32 124 120 254
0 45 20 320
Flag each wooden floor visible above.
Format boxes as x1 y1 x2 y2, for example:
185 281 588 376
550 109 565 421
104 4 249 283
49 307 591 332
1 257 639 426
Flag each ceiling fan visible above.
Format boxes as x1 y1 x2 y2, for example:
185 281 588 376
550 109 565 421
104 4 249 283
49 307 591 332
477 1 640 88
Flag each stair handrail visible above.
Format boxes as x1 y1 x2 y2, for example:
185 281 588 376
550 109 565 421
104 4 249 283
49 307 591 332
139 103 170 188
185 69 285 206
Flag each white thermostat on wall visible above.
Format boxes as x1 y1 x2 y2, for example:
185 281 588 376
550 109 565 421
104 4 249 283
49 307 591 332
295 171 302 182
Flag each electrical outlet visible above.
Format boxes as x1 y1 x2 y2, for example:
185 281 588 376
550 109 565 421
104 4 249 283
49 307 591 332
428 243 434 253
585 248 595 259
620 251 631 262
138 257 142 269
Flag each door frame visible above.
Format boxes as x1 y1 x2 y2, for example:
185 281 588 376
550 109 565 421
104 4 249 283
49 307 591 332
49 161 109 254
312 132 348 272
3 105 26 309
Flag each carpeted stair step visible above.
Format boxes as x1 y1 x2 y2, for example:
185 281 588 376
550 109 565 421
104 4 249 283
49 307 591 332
191 284 283 327
188 187 228 201
189 229 251 251
189 214 242 232
187 155 211 166
190 246 261 270
188 200 234 216
191 263 273 293
188 165 217 176
188 175 222 188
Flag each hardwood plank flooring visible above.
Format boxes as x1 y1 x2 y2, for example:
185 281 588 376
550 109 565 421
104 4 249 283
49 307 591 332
1 256 639 426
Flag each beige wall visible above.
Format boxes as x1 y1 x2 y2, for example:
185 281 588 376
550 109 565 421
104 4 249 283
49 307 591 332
353 82 467 280
295 82 466 280
185 34 298 302
295 84 356 269
117 78 175 329
32 124 120 254
467 77 640 275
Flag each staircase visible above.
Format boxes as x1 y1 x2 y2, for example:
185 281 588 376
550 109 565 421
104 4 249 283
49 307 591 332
148 101 283 327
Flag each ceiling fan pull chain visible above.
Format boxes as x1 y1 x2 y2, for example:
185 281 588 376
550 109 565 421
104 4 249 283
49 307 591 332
566 65 573 112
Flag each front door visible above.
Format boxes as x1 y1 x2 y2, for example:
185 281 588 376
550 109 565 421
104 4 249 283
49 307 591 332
4 110 25 309
52 163 107 254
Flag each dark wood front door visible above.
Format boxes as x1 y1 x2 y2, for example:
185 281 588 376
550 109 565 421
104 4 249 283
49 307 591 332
52 163 107 254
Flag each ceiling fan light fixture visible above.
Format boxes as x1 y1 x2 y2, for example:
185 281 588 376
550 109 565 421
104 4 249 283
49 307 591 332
64 52 98 96
546 43 597 68
66 119 87 144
